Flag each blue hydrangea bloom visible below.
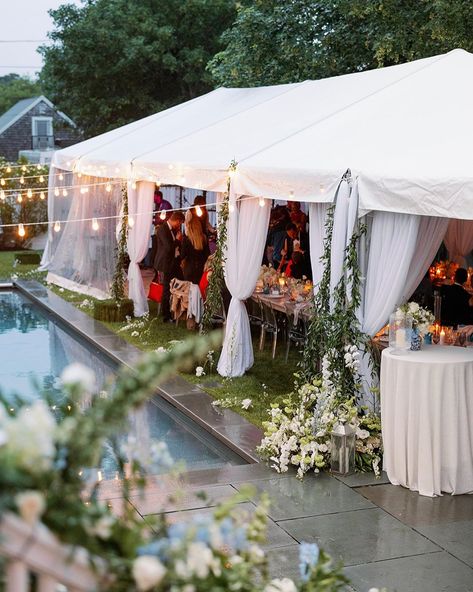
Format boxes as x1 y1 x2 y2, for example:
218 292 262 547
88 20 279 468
299 542 320 581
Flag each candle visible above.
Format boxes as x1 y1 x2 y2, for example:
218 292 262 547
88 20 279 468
439 329 445 345
395 329 407 349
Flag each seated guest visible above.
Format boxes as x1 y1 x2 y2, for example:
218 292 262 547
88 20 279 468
154 211 185 323
181 215 210 284
440 267 473 327
285 250 306 280
199 254 215 300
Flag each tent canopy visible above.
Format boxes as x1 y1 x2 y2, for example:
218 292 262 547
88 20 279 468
53 49 473 219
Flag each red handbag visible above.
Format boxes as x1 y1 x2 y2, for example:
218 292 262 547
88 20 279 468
148 281 163 303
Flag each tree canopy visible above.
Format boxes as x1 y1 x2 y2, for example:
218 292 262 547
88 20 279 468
208 0 473 87
0 75 42 116
39 0 236 137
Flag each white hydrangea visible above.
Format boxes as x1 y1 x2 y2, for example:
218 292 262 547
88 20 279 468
15 491 46 526
241 398 252 410
132 555 166 591
60 363 96 393
264 578 298 592
195 366 205 377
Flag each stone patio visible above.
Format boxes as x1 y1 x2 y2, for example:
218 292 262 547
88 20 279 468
15 280 473 592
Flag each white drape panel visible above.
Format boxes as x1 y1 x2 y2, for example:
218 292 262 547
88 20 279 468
217 194 271 377
362 212 420 336
330 180 350 310
443 219 473 267
402 216 449 302
309 202 329 290
127 181 154 317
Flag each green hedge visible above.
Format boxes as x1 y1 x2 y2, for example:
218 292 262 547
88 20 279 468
93 298 134 322
16 253 41 265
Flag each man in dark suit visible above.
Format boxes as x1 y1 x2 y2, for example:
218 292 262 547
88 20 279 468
154 211 185 322
441 267 473 327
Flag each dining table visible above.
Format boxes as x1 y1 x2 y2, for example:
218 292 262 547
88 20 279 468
252 291 312 321
381 344 473 497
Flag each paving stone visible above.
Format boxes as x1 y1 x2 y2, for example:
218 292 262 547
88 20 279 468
345 551 473 592
234 474 373 521
415 520 473 568
160 375 203 396
279 508 440 566
266 544 301 580
357 484 473 527
334 471 390 488
130 484 239 516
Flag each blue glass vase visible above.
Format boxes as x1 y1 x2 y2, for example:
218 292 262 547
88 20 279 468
410 327 422 351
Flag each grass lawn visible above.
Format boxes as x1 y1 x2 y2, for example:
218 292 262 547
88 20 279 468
0 250 298 426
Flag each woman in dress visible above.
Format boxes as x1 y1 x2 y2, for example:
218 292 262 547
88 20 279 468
181 214 210 284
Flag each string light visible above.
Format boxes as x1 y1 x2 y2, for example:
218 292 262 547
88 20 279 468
195 205 203 217
0 190 4 200
36 164 41 171
92 217 99 231
289 190 294 198
77 172 82 178
62 189 68 197
168 164 174 170
6 166 11 173
159 210 166 221
128 216 135 228
131 181 137 190
54 221 61 232
180 176 186 185
19 176 25 184
54 188 60 197
39 175 44 183
319 183 325 193
18 223 25 237
80 187 86 194
17 194 22 203
59 173 64 181
21 165 27 173
27 188 32 198
228 167 237 178
40 191 45 200
259 197 265 207
105 183 112 192
229 203 235 213
0 179 5 186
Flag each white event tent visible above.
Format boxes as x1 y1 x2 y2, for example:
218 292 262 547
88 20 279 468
43 48 473 380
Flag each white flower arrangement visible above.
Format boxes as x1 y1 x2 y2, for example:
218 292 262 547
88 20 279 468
397 302 434 336
195 365 205 377
241 398 253 410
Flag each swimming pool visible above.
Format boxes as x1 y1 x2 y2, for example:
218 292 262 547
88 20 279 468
0 290 246 477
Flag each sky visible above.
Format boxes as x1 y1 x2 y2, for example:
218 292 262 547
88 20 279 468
0 0 82 78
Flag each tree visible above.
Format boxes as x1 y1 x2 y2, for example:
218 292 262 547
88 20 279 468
0 75 42 115
208 0 473 87
39 0 236 137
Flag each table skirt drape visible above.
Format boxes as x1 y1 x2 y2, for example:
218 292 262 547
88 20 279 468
381 346 473 497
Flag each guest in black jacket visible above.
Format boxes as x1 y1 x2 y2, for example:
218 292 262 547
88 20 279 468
181 214 210 284
440 267 473 327
154 211 185 322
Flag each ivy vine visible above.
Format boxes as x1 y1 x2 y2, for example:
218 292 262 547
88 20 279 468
110 184 128 303
200 161 235 333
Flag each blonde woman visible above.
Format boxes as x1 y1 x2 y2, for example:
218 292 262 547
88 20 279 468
181 215 210 284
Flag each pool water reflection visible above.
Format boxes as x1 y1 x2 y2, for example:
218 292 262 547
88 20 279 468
0 290 245 477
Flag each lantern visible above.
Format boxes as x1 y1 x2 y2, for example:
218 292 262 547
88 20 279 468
331 420 355 475
389 311 412 354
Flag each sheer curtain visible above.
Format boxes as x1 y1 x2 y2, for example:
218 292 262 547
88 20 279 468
330 180 350 310
127 181 154 317
309 203 329 290
217 193 271 377
443 219 473 267
402 216 449 302
362 212 420 336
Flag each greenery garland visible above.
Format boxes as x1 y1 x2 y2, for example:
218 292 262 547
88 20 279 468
200 161 236 333
110 184 128 303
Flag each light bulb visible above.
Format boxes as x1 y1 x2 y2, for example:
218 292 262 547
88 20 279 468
155 182 160 189
289 190 294 198
66 161 71 167
36 164 41 171
195 205 203 217
229 203 235 213
80 187 86 194
62 189 68 197
27 188 32 198
128 216 135 228
84 187 89 193
40 191 45 200
21 165 26 172
59 173 64 181
168 164 174 170
17 194 23 203
131 181 137 190
0 179 5 186
228 167 237 178
92 217 99 231
19 176 25 184
259 197 265 207
180 176 186 185
0 190 5 200
18 223 25 237
54 220 61 232
105 183 112 192
319 183 325 193
54 188 60 197
6 166 11 173
159 210 166 221
77 172 82 178
39 175 44 183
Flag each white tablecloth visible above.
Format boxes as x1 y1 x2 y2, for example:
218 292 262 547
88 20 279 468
381 345 473 497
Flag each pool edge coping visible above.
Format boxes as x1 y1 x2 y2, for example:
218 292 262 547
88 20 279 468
12 279 262 465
